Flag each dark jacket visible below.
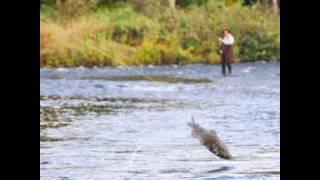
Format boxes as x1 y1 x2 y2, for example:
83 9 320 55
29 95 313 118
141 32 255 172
220 44 233 63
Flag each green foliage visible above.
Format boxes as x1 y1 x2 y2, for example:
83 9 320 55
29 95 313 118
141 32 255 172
242 0 259 5
96 0 128 7
133 38 196 65
176 0 209 7
40 1 280 67
239 31 279 61
160 37 196 65
133 40 162 65
112 25 144 46
40 0 56 7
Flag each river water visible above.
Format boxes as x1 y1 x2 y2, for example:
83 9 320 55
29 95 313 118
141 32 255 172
40 62 280 180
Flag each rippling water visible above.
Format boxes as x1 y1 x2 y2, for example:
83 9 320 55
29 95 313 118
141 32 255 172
40 62 280 180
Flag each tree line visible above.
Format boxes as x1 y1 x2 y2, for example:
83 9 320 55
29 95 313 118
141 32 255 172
41 0 279 14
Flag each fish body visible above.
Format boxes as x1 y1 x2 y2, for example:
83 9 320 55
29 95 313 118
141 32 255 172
187 117 232 160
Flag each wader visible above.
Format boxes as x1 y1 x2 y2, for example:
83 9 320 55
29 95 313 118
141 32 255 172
220 44 233 76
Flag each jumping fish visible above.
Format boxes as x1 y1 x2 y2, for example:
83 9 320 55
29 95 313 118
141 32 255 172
187 116 232 160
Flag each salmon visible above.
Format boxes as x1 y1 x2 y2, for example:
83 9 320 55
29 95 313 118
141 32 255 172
187 116 232 160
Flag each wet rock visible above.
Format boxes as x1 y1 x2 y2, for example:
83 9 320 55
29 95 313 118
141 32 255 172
94 84 104 89
59 176 69 180
187 117 232 160
117 85 128 88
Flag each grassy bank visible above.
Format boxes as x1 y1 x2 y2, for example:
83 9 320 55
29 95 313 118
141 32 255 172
40 1 280 67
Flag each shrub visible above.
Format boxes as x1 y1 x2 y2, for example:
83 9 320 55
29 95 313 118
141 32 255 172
176 0 209 8
133 40 162 65
40 1 279 67
239 30 279 61
112 25 144 46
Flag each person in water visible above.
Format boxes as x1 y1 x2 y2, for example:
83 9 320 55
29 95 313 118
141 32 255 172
218 29 235 76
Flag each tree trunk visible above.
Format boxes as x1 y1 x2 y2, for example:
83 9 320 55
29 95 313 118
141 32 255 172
169 0 175 10
262 0 279 15
272 0 279 15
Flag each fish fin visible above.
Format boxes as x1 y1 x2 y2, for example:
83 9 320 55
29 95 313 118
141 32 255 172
209 129 217 135
187 116 196 127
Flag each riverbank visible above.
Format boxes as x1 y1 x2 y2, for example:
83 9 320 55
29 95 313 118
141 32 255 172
40 1 280 68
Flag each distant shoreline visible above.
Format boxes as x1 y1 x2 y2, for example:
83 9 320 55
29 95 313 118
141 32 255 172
40 60 280 69
41 2 279 68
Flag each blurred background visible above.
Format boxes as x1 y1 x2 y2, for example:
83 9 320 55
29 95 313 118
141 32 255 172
40 0 280 68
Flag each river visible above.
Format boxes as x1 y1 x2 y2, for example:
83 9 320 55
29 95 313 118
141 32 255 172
40 62 280 180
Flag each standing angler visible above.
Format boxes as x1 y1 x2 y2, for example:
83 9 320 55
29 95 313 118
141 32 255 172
187 117 232 160
219 29 235 76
